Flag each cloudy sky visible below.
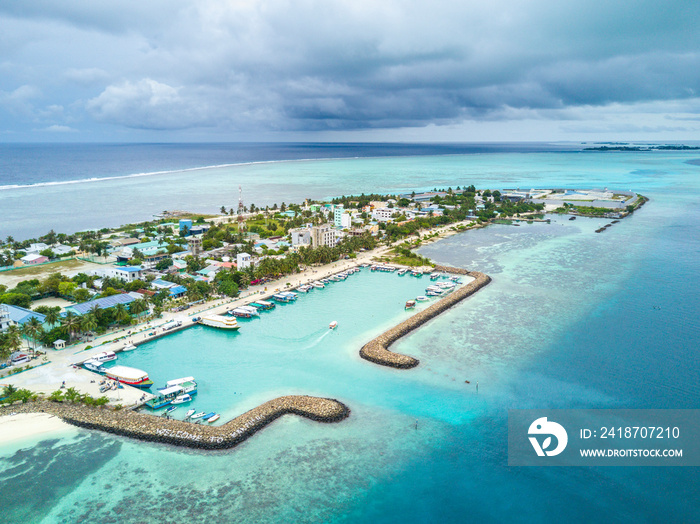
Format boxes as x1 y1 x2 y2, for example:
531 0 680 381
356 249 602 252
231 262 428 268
1 0 699 142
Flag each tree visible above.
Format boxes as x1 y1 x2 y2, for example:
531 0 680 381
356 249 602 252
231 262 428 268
58 281 78 297
155 257 173 271
23 316 44 352
40 248 56 259
129 299 148 316
220 206 227 214
61 312 81 342
79 314 97 336
0 292 32 308
73 288 91 302
113 303 131 326
44 306 61 327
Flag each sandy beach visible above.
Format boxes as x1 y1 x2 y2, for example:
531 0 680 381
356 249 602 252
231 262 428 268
0 412 75 446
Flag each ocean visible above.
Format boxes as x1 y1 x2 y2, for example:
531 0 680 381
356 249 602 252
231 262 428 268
0 144 698 522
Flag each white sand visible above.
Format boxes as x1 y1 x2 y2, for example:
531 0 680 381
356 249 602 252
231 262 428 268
0 412 75 446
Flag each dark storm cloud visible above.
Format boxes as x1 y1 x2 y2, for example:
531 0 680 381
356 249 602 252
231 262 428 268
1 0 699 138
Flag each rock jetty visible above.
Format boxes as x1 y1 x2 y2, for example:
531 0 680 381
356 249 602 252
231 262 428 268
1 396 350 450
360 267 491 369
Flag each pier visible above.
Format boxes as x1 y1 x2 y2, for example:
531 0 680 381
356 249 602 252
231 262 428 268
359 267 491 369
1 396 350 450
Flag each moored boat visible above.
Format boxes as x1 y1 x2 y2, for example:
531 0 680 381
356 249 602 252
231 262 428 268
144 385 183 409
311 281 325 289
207 414 221 423
185 408 196 419
83 359 107 373
201 412 216 421
198 314 240 330
397 268 409 276
405 300 416 309
416 295 429 302
92 351 117 363
105 365 153 388
171 393 193 405
231 307 254 318
250 300 275 310
190 411 207 420
165 406 177 414
297 284 312 293
121 343 137 352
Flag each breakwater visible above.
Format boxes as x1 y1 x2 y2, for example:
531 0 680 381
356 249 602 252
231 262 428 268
0 396 350 450
359 267 491 369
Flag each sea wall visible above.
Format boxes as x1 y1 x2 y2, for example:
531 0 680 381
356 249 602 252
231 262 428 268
0 396 350 450
359 267 491 369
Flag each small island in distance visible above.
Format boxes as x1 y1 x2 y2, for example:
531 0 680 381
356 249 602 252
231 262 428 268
584 143 700 151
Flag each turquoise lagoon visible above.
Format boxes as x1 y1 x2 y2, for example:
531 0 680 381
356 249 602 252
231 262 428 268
1 148 699 522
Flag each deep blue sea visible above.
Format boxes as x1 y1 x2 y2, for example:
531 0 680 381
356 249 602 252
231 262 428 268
0 143 698 523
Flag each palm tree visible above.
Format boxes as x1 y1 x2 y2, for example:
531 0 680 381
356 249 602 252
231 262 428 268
44 307 60 328
23 317 44 353
80 313 97 338
129 299 148 317
113 303 131 326
61 312 81 342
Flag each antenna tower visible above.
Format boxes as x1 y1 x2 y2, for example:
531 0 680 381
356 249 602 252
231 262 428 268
237 185 245 231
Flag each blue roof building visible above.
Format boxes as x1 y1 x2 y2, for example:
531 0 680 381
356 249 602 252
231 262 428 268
169 285 187 297
0 304 46 329
64 294 135 316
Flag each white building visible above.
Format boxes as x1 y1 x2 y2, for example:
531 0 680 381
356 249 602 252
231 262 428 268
340 213 352 228
334 205 345 228
237 252 252 269
372 208 393 222
290 228 311 246
311 225 336 247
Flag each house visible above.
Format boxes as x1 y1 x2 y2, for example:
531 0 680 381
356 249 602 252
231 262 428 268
63 294 135 316
237 252 252 269
26 243 49 254
53 244 75 256
290 228 311 247
310 225 335 247
20 254 49 265
1 304 47 331
371 208 393 222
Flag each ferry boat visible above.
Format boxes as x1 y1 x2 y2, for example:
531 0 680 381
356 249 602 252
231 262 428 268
311 281 325 289
329 320 338 329
92 351 117 363
171 394 193 405
250 300 275 311
272 292 297 302
105 365 153 388
83 359 107 373
231 307 255 318
145 385 186 409
198 314 240 330
238 306 260 316
405 300 416 309
160 377 198 395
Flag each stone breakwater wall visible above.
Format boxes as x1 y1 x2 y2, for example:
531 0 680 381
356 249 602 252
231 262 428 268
0 396 350 450
359 267 491 369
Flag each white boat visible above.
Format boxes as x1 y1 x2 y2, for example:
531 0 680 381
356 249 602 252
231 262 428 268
231 307 254 318
207 414 221 423
198 314 240 330
238 306 260 316
190 411 207 419
405 300 416 309
171 394 193 405
165 376 195 388
83 359 107 373
121 343 137 352
185 408 196 419
329 320 338 329
311 281 325 289
92 351 117 363
297 284 312 293
416 296 430 302
105 365 153 388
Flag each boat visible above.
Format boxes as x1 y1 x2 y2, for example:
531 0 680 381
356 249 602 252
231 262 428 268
416 296 429 302
197 314 240 330
329 320 338 329
190 411 207 420
160 377 197 395
171 394 193 405
281 291 298 299
121 343 137 352
405 300 416 309
207 414 221 423
185 408 196 419
250 300 275 310
92 351 117 363
397 268 408 276
450 276 462 282
238 306 260 316
426 290 442 296
105 365 153 388
297 284 312 293
201 412 216 421
144 385 184 409
320 278 331 284
231 307 254 318
164 376 195 388
411 270 423 277
165 406 177 414
430 272 440 280
83 359 107 373
272 293 295 303
311 281 325 289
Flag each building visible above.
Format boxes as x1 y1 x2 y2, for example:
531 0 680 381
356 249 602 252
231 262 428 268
311 225 335 247
20 254 49 265
63 294 135 316
340 213 352 228
334 205 344 228
237 252 252 269
371 208 393 222
187 236 202 256
290 228 311 247
26 243 49 254
179 219 193 233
